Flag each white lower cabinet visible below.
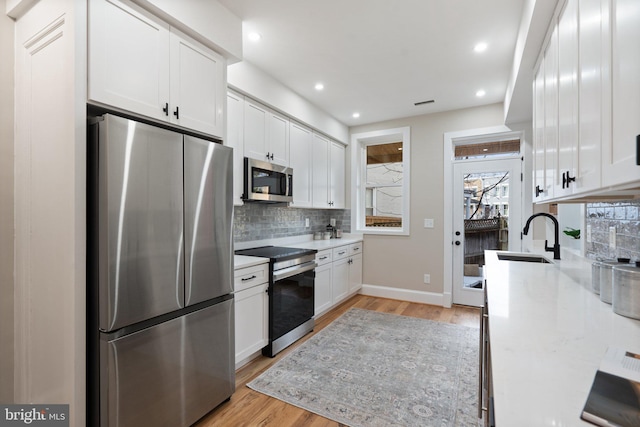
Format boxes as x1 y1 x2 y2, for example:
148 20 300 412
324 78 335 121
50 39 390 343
314 249 333 316
234 263 268 366
330 243 363 306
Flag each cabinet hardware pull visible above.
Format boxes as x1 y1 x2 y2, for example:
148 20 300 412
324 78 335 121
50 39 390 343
270 153 274 160
173 106 179 119
535 185 545 197
241 275 257 282
353 247 360 251
266 152 270 159
162 102 169 116
636 135 639 165
338 251 346 255
562 171 576 188
319 256 328 260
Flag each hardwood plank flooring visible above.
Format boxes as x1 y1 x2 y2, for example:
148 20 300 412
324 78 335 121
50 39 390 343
195 294 480 427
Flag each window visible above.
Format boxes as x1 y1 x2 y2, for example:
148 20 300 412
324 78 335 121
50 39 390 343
351 127 411 235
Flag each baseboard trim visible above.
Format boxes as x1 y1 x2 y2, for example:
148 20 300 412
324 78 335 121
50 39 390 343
359 284 444 306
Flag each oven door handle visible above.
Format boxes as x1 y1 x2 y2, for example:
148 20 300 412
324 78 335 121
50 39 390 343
272 261 317 281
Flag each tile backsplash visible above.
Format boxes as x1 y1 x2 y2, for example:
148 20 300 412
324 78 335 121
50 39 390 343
233 203 351 242
585 201 640 261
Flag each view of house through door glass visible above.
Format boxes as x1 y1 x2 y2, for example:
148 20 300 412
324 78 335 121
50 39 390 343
452 157 522 307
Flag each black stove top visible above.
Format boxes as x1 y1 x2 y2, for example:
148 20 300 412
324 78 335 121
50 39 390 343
235 246 316 262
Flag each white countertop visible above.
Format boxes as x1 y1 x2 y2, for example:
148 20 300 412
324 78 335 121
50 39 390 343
234 233 363 270
484 249 640 426
234 254 269 270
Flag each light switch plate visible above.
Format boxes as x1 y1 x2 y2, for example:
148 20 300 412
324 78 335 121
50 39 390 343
305 218 310 227
424 218 434 228
586 224 592 243
609 226 616 249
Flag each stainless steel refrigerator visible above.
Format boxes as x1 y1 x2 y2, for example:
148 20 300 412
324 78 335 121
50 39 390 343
87 114 234 427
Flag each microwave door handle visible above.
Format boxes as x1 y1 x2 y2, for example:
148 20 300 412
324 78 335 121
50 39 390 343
286 175 291 197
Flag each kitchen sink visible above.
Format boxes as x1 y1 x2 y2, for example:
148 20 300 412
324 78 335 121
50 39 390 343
497 253 552 263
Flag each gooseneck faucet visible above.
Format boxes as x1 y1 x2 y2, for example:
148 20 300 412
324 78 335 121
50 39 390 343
522 213 561 260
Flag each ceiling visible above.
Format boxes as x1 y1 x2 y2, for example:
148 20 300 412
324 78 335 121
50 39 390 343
218 0 527 127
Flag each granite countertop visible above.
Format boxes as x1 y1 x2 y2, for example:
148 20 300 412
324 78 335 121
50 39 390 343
484 248 640 426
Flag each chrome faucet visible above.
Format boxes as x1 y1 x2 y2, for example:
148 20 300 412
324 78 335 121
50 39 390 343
522 213 561 260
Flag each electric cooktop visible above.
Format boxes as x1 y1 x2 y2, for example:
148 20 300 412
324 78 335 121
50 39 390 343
235 246 316 262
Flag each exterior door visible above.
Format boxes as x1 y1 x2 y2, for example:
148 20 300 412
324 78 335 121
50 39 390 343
452 158 522 307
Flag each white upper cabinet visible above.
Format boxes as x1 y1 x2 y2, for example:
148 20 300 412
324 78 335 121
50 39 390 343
226 91 245 205
606 0 640 186
533 60 546 202
89 0 225 138
556 0 578 198
532 0 640 202
543 24 558 201
330 141 346 209
169 29 225 137
243 99 290 165
577 0 606 193
289 122 313 207
89 0 170 121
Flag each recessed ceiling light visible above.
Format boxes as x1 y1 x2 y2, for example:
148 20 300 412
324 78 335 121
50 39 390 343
248 32 262 42
474 42 488 53
315 83 324 91
352 112 360 118
476 89 486 97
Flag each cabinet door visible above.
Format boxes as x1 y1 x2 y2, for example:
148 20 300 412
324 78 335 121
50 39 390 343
244 99 269 161
556 0 578 197
312 133 330 208
88 0 170 121
606 0 640 186
577 0 606 193
329 141 346 209
227 91 245 205
314 263 333 316
543 24 559 199
332 258 349 304
234 283 268 364
289 122 313 207
268 111 290 166
169 29 225 138
348 254 363 294
533 61 546 202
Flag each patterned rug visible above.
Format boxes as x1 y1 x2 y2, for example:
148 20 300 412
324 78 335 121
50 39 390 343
248 308 481 427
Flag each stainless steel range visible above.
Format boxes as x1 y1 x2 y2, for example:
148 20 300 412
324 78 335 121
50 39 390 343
235 246 317 356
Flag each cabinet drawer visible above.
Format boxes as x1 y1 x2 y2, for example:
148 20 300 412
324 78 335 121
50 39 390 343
332 245 350 261
316 249 333 266
234 263 268 292
349 242 363 255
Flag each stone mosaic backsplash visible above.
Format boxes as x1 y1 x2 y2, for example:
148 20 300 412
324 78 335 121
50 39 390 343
233 203 351 242
585 201 640 261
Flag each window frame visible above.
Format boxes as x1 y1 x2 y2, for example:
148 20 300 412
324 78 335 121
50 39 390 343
351 127 411 236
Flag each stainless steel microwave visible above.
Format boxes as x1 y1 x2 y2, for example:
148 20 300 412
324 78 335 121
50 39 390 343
243 157 293 203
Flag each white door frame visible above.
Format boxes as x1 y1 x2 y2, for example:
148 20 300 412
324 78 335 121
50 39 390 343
443 126 525 308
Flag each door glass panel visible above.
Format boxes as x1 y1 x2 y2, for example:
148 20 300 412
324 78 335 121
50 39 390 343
461 171 510 291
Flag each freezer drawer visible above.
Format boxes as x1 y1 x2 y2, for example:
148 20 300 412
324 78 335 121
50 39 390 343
99 299 235 427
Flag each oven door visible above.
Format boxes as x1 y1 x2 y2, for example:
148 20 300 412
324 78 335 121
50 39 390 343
271 264 315 342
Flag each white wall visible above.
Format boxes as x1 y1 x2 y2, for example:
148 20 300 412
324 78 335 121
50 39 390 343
228 61 349 144
0 0 14 404
351 103 504 296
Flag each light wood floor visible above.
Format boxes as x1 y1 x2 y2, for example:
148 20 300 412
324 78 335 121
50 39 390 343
195 294 480 427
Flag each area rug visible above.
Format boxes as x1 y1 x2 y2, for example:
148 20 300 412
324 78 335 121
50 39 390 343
248 308 481 427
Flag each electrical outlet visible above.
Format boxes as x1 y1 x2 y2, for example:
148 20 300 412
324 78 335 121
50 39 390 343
586 224 592 243
423 274 431 284
305 218 310 227
609 226 616 249
424 218 434 228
